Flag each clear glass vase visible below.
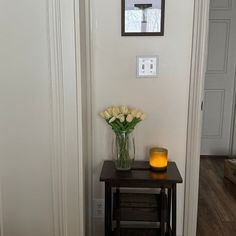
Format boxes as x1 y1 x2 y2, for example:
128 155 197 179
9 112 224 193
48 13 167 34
112 131 135 171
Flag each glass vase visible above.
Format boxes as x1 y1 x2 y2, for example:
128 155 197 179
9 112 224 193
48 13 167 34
112 131 135 171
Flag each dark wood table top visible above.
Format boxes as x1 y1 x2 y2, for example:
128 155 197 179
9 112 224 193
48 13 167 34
100 161 183 186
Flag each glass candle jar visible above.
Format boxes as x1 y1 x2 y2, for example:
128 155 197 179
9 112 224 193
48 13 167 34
149 147 168 171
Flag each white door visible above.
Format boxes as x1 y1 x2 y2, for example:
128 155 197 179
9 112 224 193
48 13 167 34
201 0 236 155
0 0 84 235
0 0 54 235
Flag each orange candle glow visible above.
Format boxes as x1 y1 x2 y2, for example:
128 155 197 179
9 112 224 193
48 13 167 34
149 147 168 171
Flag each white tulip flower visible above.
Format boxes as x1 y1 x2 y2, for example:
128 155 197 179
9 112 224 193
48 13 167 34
117 106 121 113
120 106 129 115
104 111 111 119
107 107 113 115
136 112 142 119
131 108 138 117
112 107 120 117
109 116 116 123
99 106 146 132
119 115 125 123
126 114 134 123
140 113 147 120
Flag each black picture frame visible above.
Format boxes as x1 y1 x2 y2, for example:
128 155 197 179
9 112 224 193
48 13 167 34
122 0 165 36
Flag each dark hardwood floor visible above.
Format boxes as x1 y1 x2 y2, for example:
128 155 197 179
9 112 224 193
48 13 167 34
197 156 236 236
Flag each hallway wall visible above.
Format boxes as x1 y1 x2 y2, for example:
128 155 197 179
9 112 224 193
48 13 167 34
90 0 195 235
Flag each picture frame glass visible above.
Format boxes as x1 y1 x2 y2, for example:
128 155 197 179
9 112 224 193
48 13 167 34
123 0 164 36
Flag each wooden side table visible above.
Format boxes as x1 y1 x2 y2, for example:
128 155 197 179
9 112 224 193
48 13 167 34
100 161 183 236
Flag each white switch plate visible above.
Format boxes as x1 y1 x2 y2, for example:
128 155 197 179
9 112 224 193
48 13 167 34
137 56 159 78
93 199 104 218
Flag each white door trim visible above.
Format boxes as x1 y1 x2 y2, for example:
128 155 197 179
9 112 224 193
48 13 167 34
0 183 3 236
78 0 94 235
47 0 84 235
184 0 210 236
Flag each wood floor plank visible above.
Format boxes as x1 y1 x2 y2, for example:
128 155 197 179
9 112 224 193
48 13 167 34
197 196 224 236
222 222 236 236
197 157 236 236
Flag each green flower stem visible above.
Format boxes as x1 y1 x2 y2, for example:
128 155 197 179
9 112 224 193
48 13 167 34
125 118 141 130
114 131 133 170
115 121 124 130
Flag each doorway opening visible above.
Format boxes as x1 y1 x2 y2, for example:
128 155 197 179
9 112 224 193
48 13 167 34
197 0 236 235
184 0 236 235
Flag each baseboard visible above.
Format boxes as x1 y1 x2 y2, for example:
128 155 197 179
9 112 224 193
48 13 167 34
200 155 229 158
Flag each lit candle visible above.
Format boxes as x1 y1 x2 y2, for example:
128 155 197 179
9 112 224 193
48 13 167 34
149 147 168 171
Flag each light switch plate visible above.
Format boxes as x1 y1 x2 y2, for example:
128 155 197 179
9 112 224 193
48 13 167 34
137 56 159 78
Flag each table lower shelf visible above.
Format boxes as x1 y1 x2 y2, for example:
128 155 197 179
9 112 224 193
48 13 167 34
112 228 172 236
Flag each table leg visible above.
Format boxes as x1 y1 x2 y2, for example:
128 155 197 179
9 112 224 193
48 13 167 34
167 188 171 236
105 182 112 236
116 188 120 236
160 188 165 236
172 184 177 236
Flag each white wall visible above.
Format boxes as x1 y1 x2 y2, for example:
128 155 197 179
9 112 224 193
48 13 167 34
91 0 194 235
0 0 53 235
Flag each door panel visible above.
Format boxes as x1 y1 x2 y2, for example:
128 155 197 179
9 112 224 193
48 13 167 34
201 0 236 155
0 1 53 235
202 90 225 138
210 0 232 10
206 20 230 73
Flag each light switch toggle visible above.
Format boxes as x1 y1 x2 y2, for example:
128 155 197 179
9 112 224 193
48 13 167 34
137 56 159 78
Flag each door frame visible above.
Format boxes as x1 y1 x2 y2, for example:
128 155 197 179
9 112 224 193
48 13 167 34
183 0 210 236
48 0 85 235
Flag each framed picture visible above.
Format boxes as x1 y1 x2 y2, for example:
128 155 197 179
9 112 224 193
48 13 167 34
122 0 165 36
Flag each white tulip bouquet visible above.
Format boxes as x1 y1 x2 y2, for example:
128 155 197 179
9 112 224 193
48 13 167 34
99 106 146 133
99 106 146 170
